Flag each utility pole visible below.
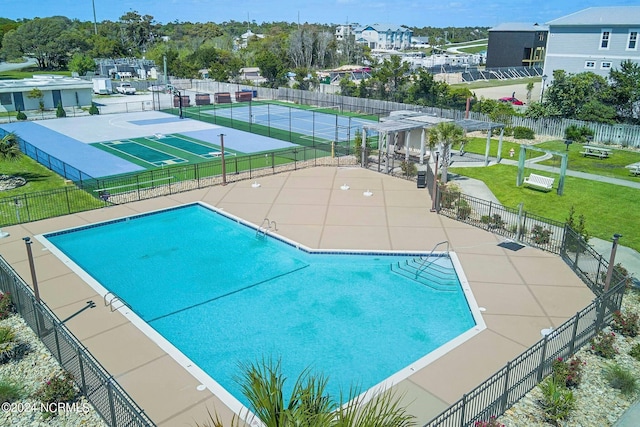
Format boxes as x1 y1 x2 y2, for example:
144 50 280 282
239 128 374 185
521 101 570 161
92 0 98 35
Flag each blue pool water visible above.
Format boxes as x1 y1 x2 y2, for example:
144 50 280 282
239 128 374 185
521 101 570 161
45 204 475 408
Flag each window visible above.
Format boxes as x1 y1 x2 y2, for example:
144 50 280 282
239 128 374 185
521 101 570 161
601 61 612 69
600 29 611 49
585 61 596 69
0 93 11 105
628 30 638 50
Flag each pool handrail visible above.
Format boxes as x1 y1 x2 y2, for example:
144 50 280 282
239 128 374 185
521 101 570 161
415 241 450 279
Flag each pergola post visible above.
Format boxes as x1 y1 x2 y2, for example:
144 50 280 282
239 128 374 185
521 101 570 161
405 130 411 163
419 127 426 164
361 128 367 167
558 154 568 195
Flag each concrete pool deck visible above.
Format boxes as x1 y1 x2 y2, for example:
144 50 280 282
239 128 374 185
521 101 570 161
0 166 596 425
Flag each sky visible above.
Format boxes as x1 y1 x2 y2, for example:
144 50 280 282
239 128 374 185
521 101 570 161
1 0 639 28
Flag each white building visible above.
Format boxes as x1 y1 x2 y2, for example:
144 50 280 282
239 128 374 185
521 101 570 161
354 23 413 50
0 75 93 113
544 6 640 82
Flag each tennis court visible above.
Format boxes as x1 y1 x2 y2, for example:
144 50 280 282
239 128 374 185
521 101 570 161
203 103 377 144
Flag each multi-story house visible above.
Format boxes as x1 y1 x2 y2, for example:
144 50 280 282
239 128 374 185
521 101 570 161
353 24 412 50
485 23 547 68
543 6 640 82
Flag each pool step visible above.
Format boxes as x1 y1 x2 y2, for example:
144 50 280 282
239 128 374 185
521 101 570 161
391 260 459 292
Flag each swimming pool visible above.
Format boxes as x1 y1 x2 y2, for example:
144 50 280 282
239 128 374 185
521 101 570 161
40 203 484 414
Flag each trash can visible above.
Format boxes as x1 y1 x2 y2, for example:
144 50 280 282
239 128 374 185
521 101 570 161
417 171 426 188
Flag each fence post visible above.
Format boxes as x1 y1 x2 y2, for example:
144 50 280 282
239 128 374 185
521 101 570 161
568 311 580 354
107 377 118 426
77 347 87 395
501 362 511 413
65 186 71 214
537 334 549 382
460 393 468 426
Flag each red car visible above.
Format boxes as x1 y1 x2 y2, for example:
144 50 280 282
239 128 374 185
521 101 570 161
499 97 524 105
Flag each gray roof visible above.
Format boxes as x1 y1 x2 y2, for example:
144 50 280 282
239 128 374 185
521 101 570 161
547 6 640 26
0 76 92 91
489 23 548 32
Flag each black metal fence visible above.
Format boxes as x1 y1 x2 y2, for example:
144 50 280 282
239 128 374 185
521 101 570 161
0 146 354 228
425 278 626 427
436 189 566 254
423 181 629 427
0 257 155 426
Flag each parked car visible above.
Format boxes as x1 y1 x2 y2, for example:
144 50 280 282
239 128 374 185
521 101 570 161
116 83 136 95
499 97 524 105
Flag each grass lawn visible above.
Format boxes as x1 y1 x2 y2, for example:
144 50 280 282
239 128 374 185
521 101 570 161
463 137 530 159
0 155 69 195
451 77 540 90
448 163 640 252
0 155 104 226
536 140 640 182
0 67 70 80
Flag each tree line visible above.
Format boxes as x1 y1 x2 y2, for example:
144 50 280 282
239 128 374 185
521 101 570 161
1 13 638 124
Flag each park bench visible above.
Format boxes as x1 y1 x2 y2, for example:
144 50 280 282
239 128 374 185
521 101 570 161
523 173 554 191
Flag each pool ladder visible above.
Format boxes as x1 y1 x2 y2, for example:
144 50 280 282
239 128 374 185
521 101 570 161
415 241 450 279
104 292 130 312
256 218 277 238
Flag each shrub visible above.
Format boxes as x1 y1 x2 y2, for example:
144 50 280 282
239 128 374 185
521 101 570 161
612 310 639 337
400 160 417 178
36 371 77 407
0 377 25 403
474 416 504 427
599 263 634 289
531 224 552 245
538 377 576 425
16 110 27 121
552 357 584 388
457 199 472 220
88 102 100 115
0 292 12 320
439 182 461 209
0 326 17 363
564 124 594 144
55 101 66 118
604 363 638 397
629 343 640 362
590 331 618 359
513 126 535 139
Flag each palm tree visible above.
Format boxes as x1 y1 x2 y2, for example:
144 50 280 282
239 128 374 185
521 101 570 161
196 358 415 427
0 133 21 162
428 122 465 184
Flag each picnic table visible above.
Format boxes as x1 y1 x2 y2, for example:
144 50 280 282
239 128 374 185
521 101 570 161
580 145 612 159
625 162 640 176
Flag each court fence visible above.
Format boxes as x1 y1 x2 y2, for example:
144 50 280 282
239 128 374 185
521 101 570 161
0 128 95 184
0 256 155 426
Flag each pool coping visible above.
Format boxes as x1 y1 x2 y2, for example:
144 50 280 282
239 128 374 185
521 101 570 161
34 200 486 422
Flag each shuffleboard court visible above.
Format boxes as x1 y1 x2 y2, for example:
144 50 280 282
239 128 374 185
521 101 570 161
150 135 232 158
0 121 145 177
101 140 187 167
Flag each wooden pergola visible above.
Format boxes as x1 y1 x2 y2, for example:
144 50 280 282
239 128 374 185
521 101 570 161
361 113 506 172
